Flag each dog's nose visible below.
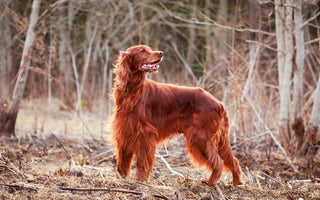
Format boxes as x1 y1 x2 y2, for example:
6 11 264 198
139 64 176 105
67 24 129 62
158 51 163 57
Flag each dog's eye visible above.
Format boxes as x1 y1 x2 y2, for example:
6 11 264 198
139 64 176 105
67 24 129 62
140 49 146 53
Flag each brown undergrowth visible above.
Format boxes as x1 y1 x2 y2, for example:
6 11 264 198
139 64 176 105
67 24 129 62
0 131 319 200
0 100 319 199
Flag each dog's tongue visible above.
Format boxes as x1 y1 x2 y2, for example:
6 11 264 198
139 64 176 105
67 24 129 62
141 64 160 72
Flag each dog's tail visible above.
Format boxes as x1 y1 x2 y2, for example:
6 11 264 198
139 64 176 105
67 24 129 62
222 109 230 137
215 105 230 142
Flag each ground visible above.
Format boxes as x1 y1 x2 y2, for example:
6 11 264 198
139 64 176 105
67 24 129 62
0 100 319 199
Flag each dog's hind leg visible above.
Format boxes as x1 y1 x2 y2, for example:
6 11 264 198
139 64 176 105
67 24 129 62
218 112 243 186
184 129 224 185
204 138 224 185
218 141 243 186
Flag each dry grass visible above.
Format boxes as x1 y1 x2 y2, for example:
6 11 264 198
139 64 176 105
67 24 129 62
1 99 319 199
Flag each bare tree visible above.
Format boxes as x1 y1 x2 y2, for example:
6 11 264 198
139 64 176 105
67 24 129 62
308 75 320 155
216 0 229 103
186 0 196 65
0 0 41 136
0 4 12 101
275 0 294 151
291 0 305 151
58 3 71 102
204 0 213 79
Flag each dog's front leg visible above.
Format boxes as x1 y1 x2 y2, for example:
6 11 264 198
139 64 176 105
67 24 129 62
116 145 134 178
134 133 156 181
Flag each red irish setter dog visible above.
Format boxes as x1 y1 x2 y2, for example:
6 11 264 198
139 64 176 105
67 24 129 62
112 45 242 186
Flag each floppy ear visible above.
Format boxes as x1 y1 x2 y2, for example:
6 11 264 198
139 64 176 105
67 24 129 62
119 51 130 55
114 50 131 90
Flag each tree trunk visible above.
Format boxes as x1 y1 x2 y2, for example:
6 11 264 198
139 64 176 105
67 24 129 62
58 9 69 93
79 16 97 110
186 0 196 65
275 0 294 151
216 0 229 103
291 0 305 152
299 74 320 156
215 0 228 56
308 74 320 155
204 0 212 83
0 6 12 101
100 41 110 138
0 0 41 136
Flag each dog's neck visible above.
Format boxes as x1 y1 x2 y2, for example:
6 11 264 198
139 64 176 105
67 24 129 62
114 71 147 114
118 71 146 93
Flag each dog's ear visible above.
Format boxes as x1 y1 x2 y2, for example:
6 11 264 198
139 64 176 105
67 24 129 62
117 51 130 67
119 51 130 57
114 50 131 90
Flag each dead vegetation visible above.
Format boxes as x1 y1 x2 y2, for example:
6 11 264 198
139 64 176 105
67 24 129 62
1 102 319 200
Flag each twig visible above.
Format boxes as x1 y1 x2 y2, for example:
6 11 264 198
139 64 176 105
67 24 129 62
69 45 82 117
241 44 260 101
100 40 110 138
92 149 114 160
244 96 299 173
51 133 70 156
246 40 279 52
259 171 282 185
214 184 226 200
255 175 262 190
301 11 320 28
160 3 275 36
50 133 76 166
136 182 172 200
80 21 98 98
233 131 269 147
169 40 198 83
58 187 169 199
0 154 34 181
292 179 312 183
68 44 86 156
305 37 320 45
246 167 253 183
99 171 106 184
155 151 185 178
0 183 38 192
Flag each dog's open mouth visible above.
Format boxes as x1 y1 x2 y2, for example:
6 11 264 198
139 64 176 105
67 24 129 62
141 60 161 73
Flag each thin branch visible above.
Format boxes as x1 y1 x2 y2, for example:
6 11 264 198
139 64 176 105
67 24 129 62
305 37 320 46
246 40 279 52
244 96 298 173
160 3 275 36
51 133 70 155
241 44 260 101
232 131 269 147
136 182 172 200
259 171 283 185
170 40 198 83
69 46 82 117
214 184 226 200
0 183 38 192
155 151 185 178
80 21 98 97
50 132 76 166
100 40 110 138
302 11 320 27
58 187 170 199
0 154 34 181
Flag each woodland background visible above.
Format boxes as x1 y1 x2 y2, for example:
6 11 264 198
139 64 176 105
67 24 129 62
0 0 320 199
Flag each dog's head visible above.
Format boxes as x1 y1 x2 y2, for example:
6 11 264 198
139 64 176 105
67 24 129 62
117 45 163 73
